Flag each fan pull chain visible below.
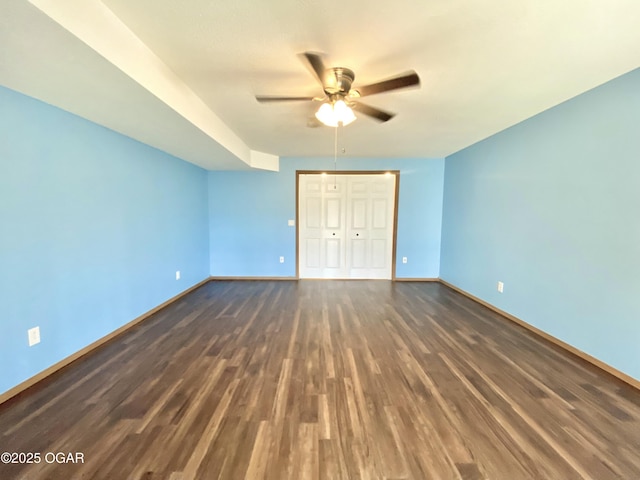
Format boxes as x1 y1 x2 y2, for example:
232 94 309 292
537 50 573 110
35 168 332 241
333 124 338 188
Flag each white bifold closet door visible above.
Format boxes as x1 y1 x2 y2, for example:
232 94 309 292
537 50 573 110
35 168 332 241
299 173 396 279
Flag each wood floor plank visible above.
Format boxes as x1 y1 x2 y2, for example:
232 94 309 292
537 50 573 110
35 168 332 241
1 280 639 479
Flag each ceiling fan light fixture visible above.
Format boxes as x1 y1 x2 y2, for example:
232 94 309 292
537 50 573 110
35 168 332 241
315 102 336 127
257 52 419 125
334 100 356 125
315 100 356 127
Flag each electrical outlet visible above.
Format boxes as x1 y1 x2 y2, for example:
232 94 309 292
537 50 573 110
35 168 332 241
28 326 40 346
279 256 285 263
288 219 295 227
497 281 504 293
402 256 408 264
176 270 181 280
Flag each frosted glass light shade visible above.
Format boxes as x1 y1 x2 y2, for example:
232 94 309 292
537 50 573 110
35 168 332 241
315 103 336 126
315 100 356 127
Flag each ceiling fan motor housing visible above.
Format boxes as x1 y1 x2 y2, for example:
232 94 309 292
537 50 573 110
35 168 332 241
324 67 355 96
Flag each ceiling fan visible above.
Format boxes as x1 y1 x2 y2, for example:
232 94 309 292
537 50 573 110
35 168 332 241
256 52 420 126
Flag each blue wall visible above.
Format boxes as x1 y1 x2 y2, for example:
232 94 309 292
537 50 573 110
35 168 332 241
0 86 210 395
209 157 444 278
441 69 640 380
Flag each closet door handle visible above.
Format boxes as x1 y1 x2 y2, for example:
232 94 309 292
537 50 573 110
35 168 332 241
332 232 336 236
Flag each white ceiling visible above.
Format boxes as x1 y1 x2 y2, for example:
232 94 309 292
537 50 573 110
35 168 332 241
1 0 639 170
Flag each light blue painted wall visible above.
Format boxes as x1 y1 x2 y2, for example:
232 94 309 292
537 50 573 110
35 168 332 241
0 86 210 395
209 157 444 278
441 68 640 380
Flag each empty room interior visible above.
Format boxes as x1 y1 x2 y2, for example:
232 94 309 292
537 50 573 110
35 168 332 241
1 0 639 479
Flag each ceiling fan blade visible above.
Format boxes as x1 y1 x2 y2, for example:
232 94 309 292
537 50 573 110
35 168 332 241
306 117 323 128
256 95 315 102
355 71 420 97
351 102 395 122
301 52 327 85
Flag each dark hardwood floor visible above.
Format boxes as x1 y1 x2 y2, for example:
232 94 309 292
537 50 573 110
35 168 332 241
1 280 639 479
